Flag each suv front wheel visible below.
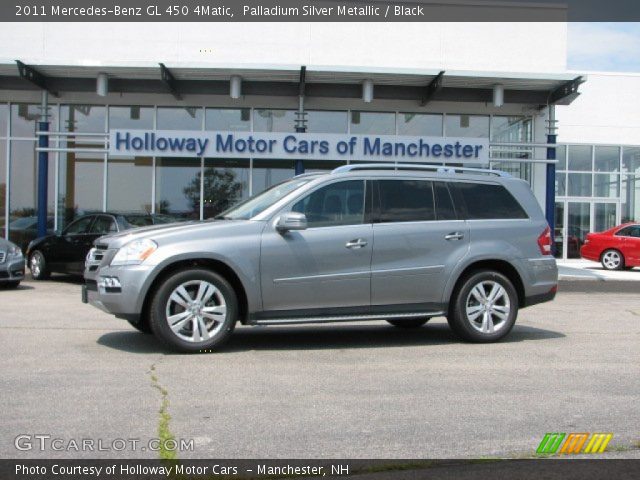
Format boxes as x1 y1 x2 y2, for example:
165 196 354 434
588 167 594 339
448 270 518 343
149 269 238 353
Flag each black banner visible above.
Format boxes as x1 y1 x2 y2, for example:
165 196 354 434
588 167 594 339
3 0 640 22
2 459 640 480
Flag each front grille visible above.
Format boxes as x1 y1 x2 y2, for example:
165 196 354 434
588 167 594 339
0 251 6 263
0 271 8 279
85 247 106 271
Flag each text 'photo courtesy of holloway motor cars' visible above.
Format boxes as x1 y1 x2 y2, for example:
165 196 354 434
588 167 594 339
82 164 558 353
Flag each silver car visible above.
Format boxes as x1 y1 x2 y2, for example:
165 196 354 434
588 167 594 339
0 238 25 289
83 164 558 352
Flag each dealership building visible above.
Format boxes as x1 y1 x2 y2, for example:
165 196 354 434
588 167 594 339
0 14 639 259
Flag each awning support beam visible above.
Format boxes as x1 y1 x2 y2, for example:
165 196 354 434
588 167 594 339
159 63 182 100
548 76 584 105
15 60 58 97
420 70 445 106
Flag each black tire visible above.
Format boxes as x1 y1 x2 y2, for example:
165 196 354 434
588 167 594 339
127 317 152 334
387 318 430 329
601 249 625 271
447 270 518 343
29 250 50 280
149 269 237 353
0 281 20 289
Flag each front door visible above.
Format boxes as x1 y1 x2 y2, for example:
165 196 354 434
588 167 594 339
260 179 372 315
370 179 469 311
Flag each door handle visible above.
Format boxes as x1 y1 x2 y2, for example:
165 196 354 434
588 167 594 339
346 239 368 249
445 232 465 241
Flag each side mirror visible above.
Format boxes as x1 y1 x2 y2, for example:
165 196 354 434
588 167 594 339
276 212 308 232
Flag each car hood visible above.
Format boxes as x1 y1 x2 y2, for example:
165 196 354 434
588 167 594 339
96 219 262 249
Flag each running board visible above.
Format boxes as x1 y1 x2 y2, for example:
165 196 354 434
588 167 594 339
253 311 444 326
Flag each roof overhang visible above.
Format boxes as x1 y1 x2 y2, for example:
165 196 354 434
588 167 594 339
0 61 585 106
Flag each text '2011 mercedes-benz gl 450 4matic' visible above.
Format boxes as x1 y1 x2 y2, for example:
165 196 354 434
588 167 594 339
83 164 558 353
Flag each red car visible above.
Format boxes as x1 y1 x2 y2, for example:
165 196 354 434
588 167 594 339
580 223 640 270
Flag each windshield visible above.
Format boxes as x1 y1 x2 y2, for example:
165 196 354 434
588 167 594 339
215 178 311 220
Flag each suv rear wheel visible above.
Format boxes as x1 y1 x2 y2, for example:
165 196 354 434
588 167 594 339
149 269 237 353
448 270 518 342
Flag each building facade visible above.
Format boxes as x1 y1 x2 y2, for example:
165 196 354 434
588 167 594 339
0 17 638 259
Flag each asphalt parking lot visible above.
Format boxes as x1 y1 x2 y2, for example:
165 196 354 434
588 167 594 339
1 277 639 460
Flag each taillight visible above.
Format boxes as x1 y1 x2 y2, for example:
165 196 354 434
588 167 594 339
538 226 552 255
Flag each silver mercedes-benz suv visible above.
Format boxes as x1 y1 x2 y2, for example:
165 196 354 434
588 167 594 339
83 164 557 352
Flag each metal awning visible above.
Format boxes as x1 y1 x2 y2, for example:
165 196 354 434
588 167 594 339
0 61 585 106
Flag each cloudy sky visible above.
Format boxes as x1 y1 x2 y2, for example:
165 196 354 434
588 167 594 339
568 23 640 72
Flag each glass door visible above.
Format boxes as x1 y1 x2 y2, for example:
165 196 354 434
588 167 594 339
554 202 565 259
594 202 618 233
567 202 590 259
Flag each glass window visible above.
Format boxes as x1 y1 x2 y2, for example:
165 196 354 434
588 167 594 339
0 139 5 235
622 147 640 175
445 114 489 138
11 104 58 138
490 162 532 184
594 173 619 198
157 107 203 130
202 159 250 219
58 152 104 229
64 216 94 234
554 202 565 259
155 158 201 219
304 160 345 172
90 215 117 234
454 182 528 220
491 116 532 143
61 105 105 133
556 171 567 196
594 203 617 233
567 145 592 171
397 113 442 136
10 141 55 223
594 146 620 172
0 103 7 137
350 112 395 135
307 111 348 133
434 182 457 220
555 145 567 171
567 173 592 197
253 110 296 132
621 175 640 223
205 108 251 131
567 202 590 258
292 180 364 228
252 160 295 194
109 106 154 129
377 180 435 223
107 157 153 213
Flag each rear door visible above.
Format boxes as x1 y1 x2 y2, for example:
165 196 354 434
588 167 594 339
370 179 469 311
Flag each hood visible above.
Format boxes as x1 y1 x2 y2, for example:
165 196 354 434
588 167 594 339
96 219 260 249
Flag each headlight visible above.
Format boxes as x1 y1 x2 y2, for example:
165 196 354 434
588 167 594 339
111 239 157 266
7 242 23 258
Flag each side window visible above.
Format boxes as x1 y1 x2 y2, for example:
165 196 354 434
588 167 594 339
90 216 117 234
64 216 94 235
377 180 435 223
291 180 365 228
615 226 633 237
454 182 528 220
434 182 457 221
632 227 640 238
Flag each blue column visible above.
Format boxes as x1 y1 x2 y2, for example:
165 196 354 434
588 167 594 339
545 133 557 254
37 121 49 238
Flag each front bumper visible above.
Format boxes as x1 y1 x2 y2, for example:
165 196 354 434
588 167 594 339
0 257 25 283
83 263 153 321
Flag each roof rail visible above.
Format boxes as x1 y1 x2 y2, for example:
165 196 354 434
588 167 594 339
331 163 511 178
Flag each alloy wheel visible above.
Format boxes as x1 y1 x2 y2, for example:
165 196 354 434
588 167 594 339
164 280 227 343
465 280 511 334
602 250 621 270
30 253 42 277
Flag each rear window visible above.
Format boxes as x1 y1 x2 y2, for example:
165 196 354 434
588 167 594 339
454 182 528 220
376 180 435 223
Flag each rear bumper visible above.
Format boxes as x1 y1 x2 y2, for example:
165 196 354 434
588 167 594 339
520 257 558 308
580 244 600 262
524 288 557 308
